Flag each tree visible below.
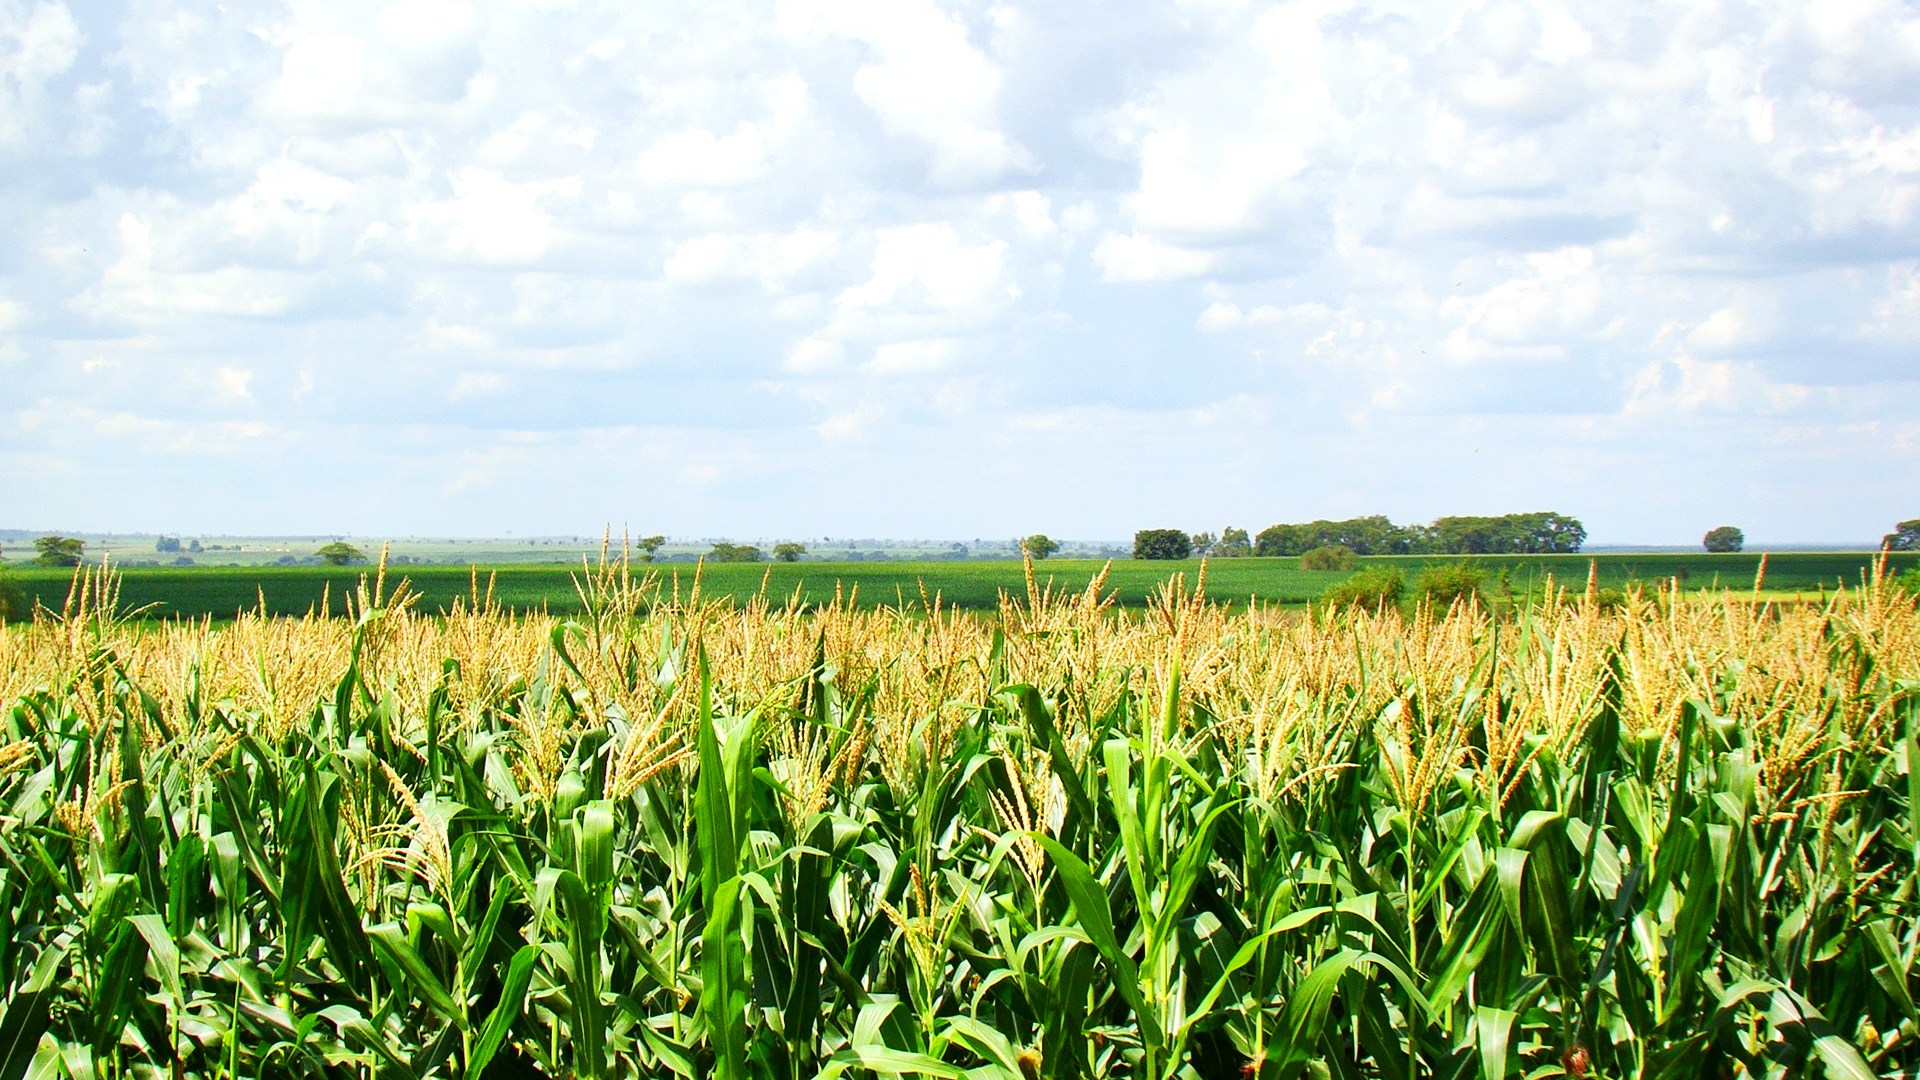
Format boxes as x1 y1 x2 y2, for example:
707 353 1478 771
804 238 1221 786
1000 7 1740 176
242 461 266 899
637 535 667 561
155 536 182 553
773 542 806 563
707 542 764 563
1133 529 1192 560
1023 534 1061 560
315 542 366 566
1189 532 1217 558
34 536 84 567
1884 519 1920 552
1703 526 1744 553
1213 526 1252 557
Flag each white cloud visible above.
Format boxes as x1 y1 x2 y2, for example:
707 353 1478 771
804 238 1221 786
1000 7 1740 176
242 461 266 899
784 0 1033 186
1093 233 1215 282
869 336 958 374
7 0 1920 543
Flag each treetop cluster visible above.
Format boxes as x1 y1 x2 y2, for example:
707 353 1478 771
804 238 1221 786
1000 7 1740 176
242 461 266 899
1130 512 1588 559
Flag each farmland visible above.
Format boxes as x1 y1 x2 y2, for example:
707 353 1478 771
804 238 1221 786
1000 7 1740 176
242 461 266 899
0 557 1915 1077
1 550 1912 620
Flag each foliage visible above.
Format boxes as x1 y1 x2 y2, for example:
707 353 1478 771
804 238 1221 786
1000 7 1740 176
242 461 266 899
1257 512 1586 556
1212 526 1251 557
315 541 367 566
1299 543 1358 571
1190 531 1216 557
1415 561 1484 607
772 542 806 563
1022 534 1060 559
1885 519 1920 552
1133 528 1192 560
638 535 667 561
154 536 181 553
2 562 1912 1077
33 535 84 567
707 542 764 563
0 571 24 623
1703 525 1745 552
1424 511 1586 553
1256 514 1411 556
1317 565 1405 610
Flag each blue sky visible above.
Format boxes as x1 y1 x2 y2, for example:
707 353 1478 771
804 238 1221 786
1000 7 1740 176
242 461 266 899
3 0 1917 543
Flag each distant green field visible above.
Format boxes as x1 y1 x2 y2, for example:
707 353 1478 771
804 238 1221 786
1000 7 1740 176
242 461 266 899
2 550 1912 620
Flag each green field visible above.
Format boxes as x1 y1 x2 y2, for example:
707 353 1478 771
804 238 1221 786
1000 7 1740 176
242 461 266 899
3 550 1912 620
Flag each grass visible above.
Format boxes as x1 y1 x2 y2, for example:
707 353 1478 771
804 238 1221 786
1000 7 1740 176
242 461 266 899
1 550 1911 621
0 554 1915 1077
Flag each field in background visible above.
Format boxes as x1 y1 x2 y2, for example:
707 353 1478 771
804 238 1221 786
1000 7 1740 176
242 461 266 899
1 550 1913 620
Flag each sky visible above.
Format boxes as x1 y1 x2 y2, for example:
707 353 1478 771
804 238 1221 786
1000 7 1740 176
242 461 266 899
2 0 1917 544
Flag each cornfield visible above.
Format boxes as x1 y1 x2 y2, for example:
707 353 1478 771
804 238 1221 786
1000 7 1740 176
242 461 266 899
1 553 1916 1079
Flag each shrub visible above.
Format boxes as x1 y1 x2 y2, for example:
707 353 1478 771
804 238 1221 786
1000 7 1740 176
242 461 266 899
1300 544 1358 571
1318 567 1404 611
1893 567 1920 599
0 573 25 623
1417 562 1484 608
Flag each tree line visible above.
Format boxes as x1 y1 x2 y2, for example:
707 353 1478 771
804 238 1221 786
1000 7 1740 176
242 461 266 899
1131 512 1588 559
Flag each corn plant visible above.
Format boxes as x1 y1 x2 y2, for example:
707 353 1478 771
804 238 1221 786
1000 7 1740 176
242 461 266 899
0 556 1914 1078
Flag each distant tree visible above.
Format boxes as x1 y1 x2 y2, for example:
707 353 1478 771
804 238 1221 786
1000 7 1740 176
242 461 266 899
773 542 806 563
315 542 366 566
34 536 84 567
1213 526 1252 557
188 539 203 554
707 542 764 563
155 536 182 553
1300 544 1358 571
637 535 667 561
1884 519 1920 552
1023 534 1061 560
1189 532 1217 558
1133 529 1192 560
1703 526 1744 553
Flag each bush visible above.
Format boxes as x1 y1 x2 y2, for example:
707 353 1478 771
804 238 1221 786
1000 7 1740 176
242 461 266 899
0 574 26 623
1893 567 1920 599
1318 567 1404 611
1417 562 1484 608
1300 544 1358 571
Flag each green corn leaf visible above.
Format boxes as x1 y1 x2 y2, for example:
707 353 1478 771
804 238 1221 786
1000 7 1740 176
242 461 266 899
1033 834 1160 1051
125 914 182 1007
368 922 467 1030
818 1046 966 1078
0 941 69 1080
1474 1007 1517 1080
465 943 538 1080
700 874 749 1080
1274 948 1366 1067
